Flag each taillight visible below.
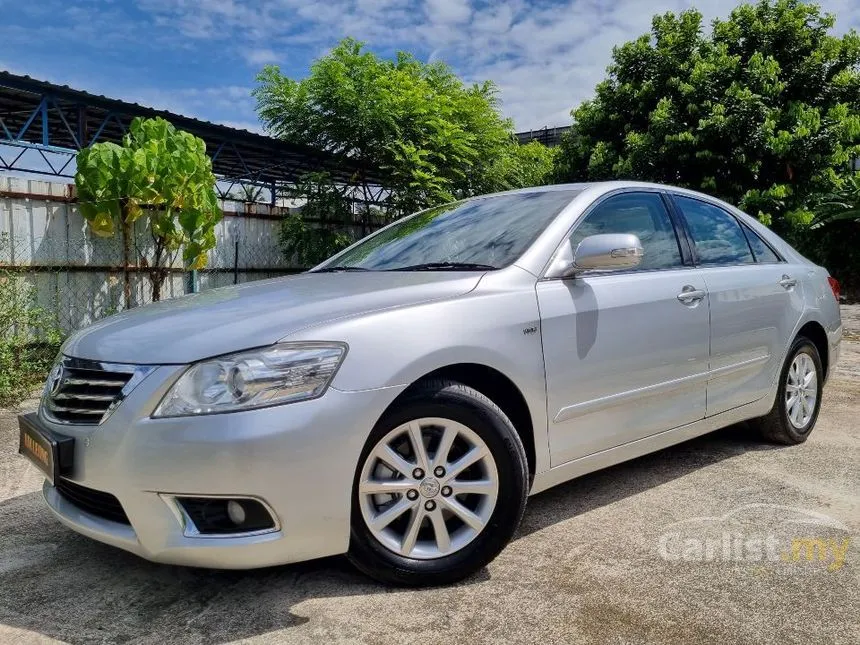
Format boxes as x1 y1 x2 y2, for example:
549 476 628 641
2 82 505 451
827 276 841 302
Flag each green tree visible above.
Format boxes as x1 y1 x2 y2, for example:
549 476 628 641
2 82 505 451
812 173 860 227
254 38 543 223
488 141 558 192
75 117 222 302
810 173 860 297
278 172 356 267
555 0 860 236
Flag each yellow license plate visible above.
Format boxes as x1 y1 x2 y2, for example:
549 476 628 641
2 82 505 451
18 414 73 484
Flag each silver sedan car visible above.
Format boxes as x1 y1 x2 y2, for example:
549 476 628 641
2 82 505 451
18 181 842 586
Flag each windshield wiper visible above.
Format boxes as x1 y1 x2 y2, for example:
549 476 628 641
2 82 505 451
311 266 373 273
389 262 498 271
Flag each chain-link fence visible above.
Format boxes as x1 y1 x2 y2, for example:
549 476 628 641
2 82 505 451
0 177 301 336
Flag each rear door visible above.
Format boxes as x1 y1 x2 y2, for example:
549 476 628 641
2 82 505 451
537 190 710 466
669 194 805 416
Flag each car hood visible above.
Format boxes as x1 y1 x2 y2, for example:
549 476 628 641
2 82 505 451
62 271 482 364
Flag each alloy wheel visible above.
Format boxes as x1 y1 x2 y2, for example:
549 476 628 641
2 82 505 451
357 417 499 560
785 352 818 430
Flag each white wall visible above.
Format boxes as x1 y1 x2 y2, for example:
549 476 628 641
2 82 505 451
0 177 294 332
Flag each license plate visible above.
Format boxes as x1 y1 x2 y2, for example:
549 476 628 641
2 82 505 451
18 413 74 484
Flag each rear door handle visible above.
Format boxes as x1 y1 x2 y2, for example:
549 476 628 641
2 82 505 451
677 286 706 304
778 275 797 289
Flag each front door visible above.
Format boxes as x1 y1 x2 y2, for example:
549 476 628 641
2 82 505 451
537 191 710 467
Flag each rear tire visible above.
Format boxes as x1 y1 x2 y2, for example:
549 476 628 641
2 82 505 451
751 337 823 445
347 379 529 586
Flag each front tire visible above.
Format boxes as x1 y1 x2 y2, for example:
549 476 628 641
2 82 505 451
751 337 824 445
347 379 529 586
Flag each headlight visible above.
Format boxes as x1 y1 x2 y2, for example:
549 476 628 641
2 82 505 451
153 342 347 417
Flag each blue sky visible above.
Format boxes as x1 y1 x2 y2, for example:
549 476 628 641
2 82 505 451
1 0 857 132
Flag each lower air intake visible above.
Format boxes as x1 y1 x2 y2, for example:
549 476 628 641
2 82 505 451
55 478 130 525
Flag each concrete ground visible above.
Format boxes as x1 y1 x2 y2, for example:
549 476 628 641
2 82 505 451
1 309 858 645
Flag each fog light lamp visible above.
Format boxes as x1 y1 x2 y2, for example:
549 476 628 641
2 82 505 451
227 499 246 525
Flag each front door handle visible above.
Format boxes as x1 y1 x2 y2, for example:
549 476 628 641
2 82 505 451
779 274 797 289
677 286 706 304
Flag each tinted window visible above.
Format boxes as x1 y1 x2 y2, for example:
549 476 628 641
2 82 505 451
742 224 780 263
675 196 754 265
569 192 683 271
316 190 581 271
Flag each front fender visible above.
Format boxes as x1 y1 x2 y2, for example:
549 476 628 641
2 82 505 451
282 270 551 474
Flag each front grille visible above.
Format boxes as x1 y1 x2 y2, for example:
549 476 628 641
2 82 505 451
42 358 136 425
55 478 130 525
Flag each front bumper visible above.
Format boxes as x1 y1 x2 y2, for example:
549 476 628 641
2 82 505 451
33 364 407 569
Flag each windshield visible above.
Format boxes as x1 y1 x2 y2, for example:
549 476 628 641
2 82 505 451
314 190 581 271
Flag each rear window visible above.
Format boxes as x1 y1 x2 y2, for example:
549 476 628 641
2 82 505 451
675 196 754 266
742 224 781 263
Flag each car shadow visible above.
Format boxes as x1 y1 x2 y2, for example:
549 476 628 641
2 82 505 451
0 422 774 644
517 421 780 539
0 495 489 644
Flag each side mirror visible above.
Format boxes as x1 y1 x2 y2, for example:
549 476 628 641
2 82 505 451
547 233 644 279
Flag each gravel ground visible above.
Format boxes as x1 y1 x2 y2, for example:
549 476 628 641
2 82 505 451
1 308 858 645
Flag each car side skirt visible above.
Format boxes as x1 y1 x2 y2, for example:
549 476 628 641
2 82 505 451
529 392 775 496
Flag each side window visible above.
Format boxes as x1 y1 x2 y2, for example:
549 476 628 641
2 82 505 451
674 196 754 265
569 192 684 271
741 223 781 263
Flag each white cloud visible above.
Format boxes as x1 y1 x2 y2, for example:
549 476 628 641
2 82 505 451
118 86 256 121
243 48 281 65
131 0 860 130
425 0 472 24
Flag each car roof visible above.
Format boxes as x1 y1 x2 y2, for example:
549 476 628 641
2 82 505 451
481 180 711 198
479 180 746 213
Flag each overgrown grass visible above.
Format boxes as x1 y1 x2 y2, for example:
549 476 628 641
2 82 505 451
0 340 62 407
0 236 65 407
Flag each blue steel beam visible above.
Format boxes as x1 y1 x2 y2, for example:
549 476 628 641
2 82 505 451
0 71 385 192
0 117 13 140
15 96 47 142
51 98 80 148
88 112 122 145
41 97 48 145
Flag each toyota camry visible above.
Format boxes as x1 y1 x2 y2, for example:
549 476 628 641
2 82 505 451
18 181 842 586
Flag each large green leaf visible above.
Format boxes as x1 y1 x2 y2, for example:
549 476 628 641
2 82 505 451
812 207 860 228
73 116 222 298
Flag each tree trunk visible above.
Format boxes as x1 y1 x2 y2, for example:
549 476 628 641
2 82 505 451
150 239 166 302
120 203 132 308
150 270 166 302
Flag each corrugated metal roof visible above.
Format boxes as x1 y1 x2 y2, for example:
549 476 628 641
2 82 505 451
0 70 384 185
515 126 570 147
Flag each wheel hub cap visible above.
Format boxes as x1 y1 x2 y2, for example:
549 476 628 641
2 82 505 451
419 478 441 498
